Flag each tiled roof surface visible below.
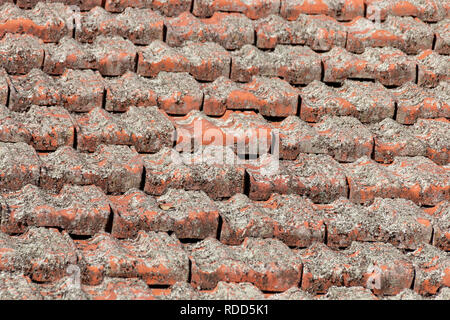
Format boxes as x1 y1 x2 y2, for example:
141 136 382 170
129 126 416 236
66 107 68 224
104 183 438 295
0 0 449 300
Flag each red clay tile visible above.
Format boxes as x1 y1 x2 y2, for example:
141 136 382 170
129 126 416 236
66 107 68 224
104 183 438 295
246 76 299 116
281 0 364 21
300 243 349 294
58 69 105 113
416 50 450 88
275 115 374 162
345 156 402 204
345 16 433 54
39 145 143 194
300 241 414 295
165 281 313 300
0 105 31 145
346 155 450 206
43 37 97 75
137 40 190 77
246 153 348 202
334 80 396 122
189 237 302 291
0 68 7 106
138 40 232 81
424 201 450 251
408 244 450 296
0 33 44 74
102 0 137 12
371 118 427 163
274 116 321 160
383 16 434 54
218 193 326 247
46 34 139 76
0 142 40 192
0 272 41 300
104 0 150 13
392 81 450 124
104 0 192 16
319 197 433 250
105 72 158 112
36 275 90 300
83 144 144 195
0 227 77 282
166 12 254 50
110 188 219 239
1 0 449 300
193 0 280 19
76 7 164 45
76 6 114 43
91 36 137 76
225 76 299 117
179 41 231 81
143 146 245 200
114 7 164 44
313 116 374 162
387 156 449 206
0 3 74 43
202 77 234 116
202 281 267 300
410 118 450 165
435 288 450 300
319 286 378 300
270 287 315 300
434 19 450 55
172 110 272 155
76 231 189 285
76 106 174 153
151 0 193 17
365 0 448 23
0 184 110 235
8 69 60 111
157 282 198 300
387 289 425 300
300 80 395 123
15 0 101 10
7 105 74 151
322 46 416 86
83 278 156 300
255 14 347 50
154 71 203 115
39 146 102 192
231 45 321 84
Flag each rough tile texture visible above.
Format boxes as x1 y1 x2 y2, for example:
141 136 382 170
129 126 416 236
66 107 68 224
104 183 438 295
0 0 448 301
189 237 303 291
109 188 219 239
76 231 189 285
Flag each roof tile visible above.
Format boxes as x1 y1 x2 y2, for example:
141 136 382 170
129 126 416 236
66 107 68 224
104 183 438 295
0 184 110 235
110 188 219 239
0 227 77 282
76 231 189 285
76 106 174 153
143 146 245 199
0 142 40 192
189 237 302 291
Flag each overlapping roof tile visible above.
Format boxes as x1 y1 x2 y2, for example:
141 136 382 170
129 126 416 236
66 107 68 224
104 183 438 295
0 0 448 300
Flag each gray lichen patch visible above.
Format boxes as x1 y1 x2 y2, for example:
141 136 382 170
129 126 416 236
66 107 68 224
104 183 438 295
0 227 77 282
0 142 40 192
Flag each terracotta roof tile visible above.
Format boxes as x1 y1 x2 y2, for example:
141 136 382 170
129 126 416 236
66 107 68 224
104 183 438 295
0 0 448 300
